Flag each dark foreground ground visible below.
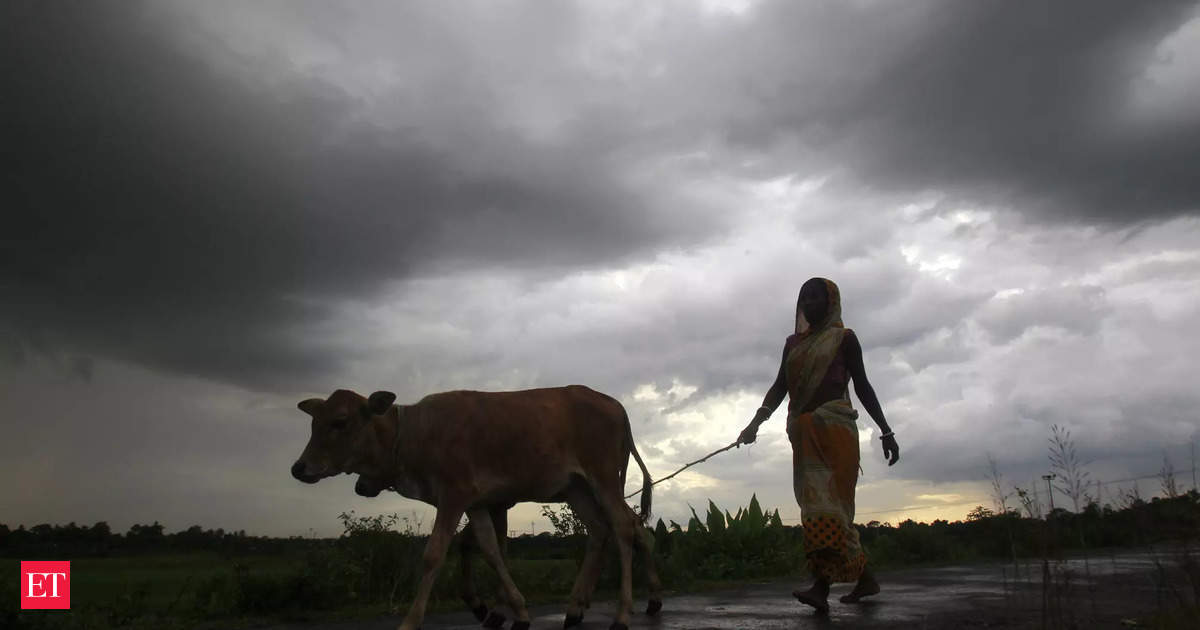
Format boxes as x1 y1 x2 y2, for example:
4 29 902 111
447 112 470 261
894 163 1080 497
268 548 1197 630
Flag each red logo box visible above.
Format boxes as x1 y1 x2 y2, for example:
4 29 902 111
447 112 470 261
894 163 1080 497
20 561 71 609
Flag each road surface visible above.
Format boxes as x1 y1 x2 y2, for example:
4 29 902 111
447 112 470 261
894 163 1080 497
269 550 1187 629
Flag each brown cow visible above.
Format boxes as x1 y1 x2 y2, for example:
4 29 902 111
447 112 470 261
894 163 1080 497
291 385 654 630
352 475 663 628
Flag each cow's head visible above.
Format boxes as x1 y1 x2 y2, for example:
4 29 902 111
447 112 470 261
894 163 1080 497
291 388 396 483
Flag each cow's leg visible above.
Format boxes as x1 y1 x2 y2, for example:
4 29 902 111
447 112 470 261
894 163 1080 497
398 504 465 630
467 507 531 630
491 504 508 553
573 530 610 615
459 521 489 622
593 488 636 630
564 488 612 627
573 514 662 620
633 516 663 615
480 505 511 629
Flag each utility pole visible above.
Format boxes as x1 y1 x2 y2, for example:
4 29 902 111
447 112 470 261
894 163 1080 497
1042 473 1056 516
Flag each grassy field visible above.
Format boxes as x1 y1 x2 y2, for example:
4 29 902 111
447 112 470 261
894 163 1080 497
6 554 292 611
2 550 591 630
3 553 302 629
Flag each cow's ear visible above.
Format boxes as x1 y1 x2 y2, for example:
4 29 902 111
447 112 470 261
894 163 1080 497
298 398 323 416
367 391 396 415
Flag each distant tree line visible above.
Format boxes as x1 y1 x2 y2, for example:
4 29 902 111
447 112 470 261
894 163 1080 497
4 488 1196 563
0 521 331 558
854 490 1200 567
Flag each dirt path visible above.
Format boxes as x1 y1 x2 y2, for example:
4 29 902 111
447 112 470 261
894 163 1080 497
267 549 1192 629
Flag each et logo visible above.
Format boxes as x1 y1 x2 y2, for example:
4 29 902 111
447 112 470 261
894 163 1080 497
20 561 71 610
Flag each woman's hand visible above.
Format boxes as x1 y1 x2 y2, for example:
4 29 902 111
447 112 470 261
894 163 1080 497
737 422 759 446
882 434 900 466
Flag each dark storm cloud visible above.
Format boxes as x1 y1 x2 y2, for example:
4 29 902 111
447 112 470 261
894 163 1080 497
4 0 1200 534
0 2 712 390
6 0 1198 392
720 0 1200 223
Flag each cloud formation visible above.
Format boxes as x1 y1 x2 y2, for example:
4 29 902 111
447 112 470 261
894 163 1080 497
3 0 1199 535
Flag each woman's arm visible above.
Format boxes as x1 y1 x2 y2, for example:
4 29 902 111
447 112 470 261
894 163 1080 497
738 343 789 445
844 331 900 465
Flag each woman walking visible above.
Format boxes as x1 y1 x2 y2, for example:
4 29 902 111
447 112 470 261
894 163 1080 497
737 277 900 613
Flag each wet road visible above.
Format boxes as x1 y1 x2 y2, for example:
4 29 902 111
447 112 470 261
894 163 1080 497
271 550 1177 629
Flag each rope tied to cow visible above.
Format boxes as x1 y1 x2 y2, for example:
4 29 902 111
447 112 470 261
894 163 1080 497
624 439 741 499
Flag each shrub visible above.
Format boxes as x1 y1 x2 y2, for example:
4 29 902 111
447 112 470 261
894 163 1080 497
646 495 805 586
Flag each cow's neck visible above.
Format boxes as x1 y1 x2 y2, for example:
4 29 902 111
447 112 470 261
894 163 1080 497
367 404 433 503
346 405 403 479
370 405 413 478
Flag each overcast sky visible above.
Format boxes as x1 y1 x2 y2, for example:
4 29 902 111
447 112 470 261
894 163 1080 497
4 0 1200 537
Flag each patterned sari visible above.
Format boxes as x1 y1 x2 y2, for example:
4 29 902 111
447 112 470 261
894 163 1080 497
786 278 867 583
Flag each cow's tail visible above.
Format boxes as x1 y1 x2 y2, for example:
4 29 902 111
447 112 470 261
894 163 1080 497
623 410 653 523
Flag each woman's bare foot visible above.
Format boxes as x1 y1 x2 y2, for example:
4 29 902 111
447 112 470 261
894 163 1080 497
839 570 880 603
792 578 830 614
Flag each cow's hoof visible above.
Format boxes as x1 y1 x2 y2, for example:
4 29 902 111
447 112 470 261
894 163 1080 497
646 599 662 615
511 622 530 630
564 613 584 628
471 604 489 622
609 623 629 630
482 611 507 628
